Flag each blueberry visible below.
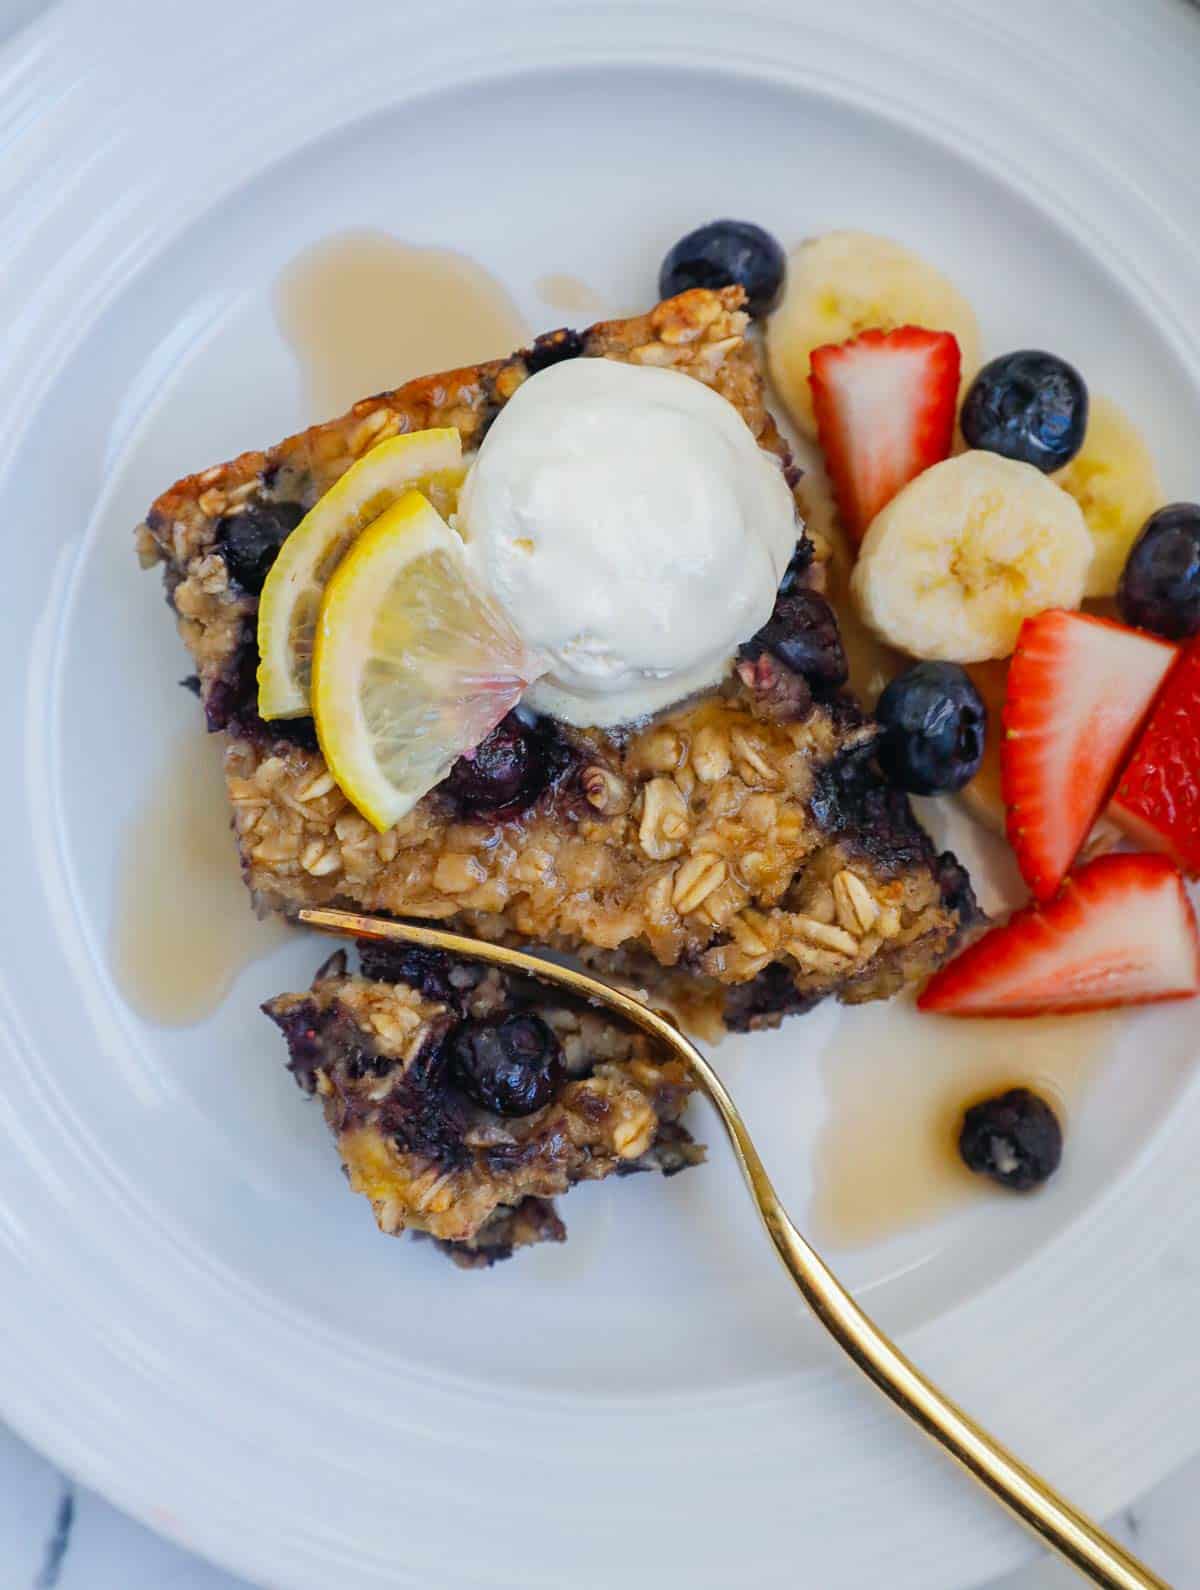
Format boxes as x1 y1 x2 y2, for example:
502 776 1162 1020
216 500 304 594
875 662 985 795
204 630 318 750
777 540 815 595
443 715 542 813
443 714 573 816
450 1012 562 1117
523 327 585 375
960 350 1088 472
658 220 786 319
959 1088 1062 1191
357 943 462 1009
1117 502 1200 640
743 588 847 690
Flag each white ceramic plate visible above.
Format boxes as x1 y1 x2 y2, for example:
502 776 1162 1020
3 1 1200 1585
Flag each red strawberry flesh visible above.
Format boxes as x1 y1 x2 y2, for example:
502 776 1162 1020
809 326 960 542
1110 636 1200 874
1001 610 1176 901
919 852 1200 1017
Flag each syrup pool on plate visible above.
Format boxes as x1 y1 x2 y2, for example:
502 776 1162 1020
276 229 530 417
811 994 1115 1245
534 272 606 315
112 730 292 1026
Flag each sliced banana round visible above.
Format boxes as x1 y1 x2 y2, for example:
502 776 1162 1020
766 230 982 439
850 451 1092 663
1051 394 1163 598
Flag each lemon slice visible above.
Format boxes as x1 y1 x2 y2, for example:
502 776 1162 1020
312 490 543 832
257 427 464 718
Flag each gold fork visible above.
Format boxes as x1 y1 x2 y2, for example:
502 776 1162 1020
300 905 1169 1590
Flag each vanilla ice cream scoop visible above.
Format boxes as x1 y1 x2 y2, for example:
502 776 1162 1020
456 358 798 727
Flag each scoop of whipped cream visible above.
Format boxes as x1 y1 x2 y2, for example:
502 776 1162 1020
456 358 798 727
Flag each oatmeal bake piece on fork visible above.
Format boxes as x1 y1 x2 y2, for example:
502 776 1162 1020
265 941 703 1266
136 286 977 1037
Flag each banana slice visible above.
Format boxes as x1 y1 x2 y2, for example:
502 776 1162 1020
1052 394 1164 597
767 231 982 439
850 451 1092 662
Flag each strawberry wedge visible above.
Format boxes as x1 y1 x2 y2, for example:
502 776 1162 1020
809 326 959 542
919 853 1200 1017
1001 611 1176 901
1111 636 1200 874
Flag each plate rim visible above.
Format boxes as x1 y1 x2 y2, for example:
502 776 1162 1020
3 1 1200 1586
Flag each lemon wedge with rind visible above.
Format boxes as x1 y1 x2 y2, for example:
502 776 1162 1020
312 490 544 833
257 427 464 719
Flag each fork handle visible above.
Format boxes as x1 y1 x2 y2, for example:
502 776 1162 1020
690 1052 1171 1590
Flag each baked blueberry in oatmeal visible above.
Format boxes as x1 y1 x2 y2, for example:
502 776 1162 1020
136 286 978 1042
265 945 703 1266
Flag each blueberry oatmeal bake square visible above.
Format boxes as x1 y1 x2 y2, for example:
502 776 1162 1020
136 284 977 1040
265 941 703 1267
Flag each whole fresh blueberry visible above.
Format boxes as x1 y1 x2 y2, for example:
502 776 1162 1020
959 1088 1063 1191
444 715 545 814
216 500 304 594
449 1012 562 1117
875 662 985 795
1117 502 1200 640
658 220 786 319
960 350 1088 472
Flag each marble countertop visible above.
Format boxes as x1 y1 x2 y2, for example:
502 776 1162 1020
1 1412 1197 1588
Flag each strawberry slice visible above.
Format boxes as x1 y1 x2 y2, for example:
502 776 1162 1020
919 852 1200 1017
1110 636 1200 874
809 326 960 542
1001 610 1176 901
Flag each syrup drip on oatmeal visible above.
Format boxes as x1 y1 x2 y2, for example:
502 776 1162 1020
276 230 530 417
811 997 1115 1244
112 732 291 1026
534 272 606 315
